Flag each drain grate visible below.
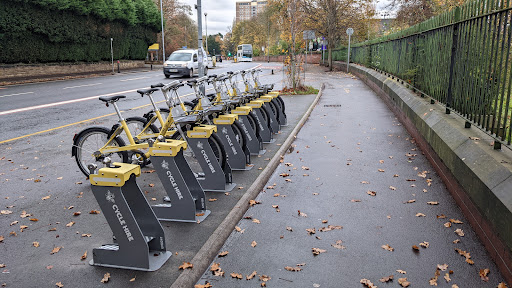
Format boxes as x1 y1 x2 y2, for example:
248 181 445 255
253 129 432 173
323 104 342 107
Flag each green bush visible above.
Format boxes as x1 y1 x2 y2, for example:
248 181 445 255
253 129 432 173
0 0 160 63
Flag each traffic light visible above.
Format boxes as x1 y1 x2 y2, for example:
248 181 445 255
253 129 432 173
228 51 231 56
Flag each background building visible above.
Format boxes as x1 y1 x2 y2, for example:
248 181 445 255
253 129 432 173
235 0 268 23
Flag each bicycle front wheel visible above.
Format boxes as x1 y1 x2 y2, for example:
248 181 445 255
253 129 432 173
73 127 128 177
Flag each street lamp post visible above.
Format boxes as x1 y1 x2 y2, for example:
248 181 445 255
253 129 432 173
204 12 208 56
196 0 205 95
160 0 165 62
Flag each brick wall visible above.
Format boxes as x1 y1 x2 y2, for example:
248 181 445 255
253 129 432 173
253 53 321 64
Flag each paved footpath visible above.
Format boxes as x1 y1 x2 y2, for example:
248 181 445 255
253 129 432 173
197 70 508 287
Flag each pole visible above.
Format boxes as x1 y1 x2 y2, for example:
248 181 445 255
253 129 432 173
304 40 307 82
196 0 205 95
347 34 351 73
160 0 165 62
267 14 270 63
204 12 208 55
110 38 114 74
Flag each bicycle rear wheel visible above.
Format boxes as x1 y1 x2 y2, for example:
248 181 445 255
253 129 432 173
73 127 128 177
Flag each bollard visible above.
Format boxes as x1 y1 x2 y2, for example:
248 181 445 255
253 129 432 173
88 162 172 271
117 60 120 73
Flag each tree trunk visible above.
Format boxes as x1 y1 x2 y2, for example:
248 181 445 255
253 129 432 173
328 47 333 71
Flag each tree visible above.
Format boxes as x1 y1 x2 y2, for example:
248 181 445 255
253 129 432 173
159 0 198 57
390 0 465 27
301 0 369 70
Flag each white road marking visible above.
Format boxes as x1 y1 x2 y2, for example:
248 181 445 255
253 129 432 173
120 77 150 82
0 91 35 98
0 88 141 116
63 83 102 89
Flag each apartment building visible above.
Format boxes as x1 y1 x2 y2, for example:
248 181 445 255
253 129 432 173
235 0 268 23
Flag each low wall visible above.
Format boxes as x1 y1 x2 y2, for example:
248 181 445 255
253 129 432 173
0 60 146 84
253 53 321 64
335 61 512 283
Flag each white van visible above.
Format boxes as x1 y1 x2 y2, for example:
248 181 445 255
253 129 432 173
163 48 210 78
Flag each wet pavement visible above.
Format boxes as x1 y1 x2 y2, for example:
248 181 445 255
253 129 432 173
197 70 508 287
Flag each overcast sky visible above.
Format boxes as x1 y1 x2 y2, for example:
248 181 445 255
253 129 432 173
179 0 392 36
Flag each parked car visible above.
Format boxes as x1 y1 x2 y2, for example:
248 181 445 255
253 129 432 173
163 48 209 78
215 55 222 62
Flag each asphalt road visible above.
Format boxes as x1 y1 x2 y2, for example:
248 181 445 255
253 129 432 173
0 61 283 143
0 61 318 288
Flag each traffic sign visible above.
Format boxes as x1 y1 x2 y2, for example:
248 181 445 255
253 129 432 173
346 28 354 36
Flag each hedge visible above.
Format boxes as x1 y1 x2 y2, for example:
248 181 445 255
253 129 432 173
0 0 160 63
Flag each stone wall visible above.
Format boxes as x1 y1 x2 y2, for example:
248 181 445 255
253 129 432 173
0 60 146 84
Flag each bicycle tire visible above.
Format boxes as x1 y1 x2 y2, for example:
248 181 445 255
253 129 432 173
73 126 128 177
171 130 227 169
247 113 257 131
232 121 246 148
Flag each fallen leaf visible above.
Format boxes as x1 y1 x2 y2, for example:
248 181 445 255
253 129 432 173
42 196 51 200
367 190 377 196
416 213 426 217
361 181 370 184
194 283 212 288
89 210 100 214
1 210 13 215
279 173 290 177
57 177 63 180
427 201 439 205
286 226 293 232
33 241 40 247
444 273 451 282
249 200 261 206
306 228 316 235
454 229 465 237
252 219 261 224
81 251 87 260
237 186 244 190
437 264 449 271
230 272 243 279
453 239 460 244
389 186 397 190
404 199 416 204
251 241 257 247
148 183 155 187
497 283 508 288
208 198 217 202
100 272 110 283
302 166 310 170
235 226 245 233
396 270 407 274
412 245 419 251
50 246 62 254
394 174 399 177
312 247 326 255
380 275 394 282
437 214 446 219
420 241 430 248
20 211 31 218
259 274 271 282
34 179 41 183
129 277 136 282
179 262 193 270
319 225 342 232
398 277 411 287
429 276 438 286
9 221 18 226
450 219 463 224
360 279 377 288
285 179 292 182
218 251 229 257
378 169 385 172
56 282 64 288
284 266 302 272
381 244 394 251
66 221 75 227
298 210 308 217
20 225 29 232
351 199 361 202
332 240 346 249
73 212 81 216
479 268 490 281
444 222 452 228
246 270 257 280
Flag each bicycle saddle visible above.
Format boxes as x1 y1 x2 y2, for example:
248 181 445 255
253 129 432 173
174 114 201 125
98 95 126 103
136 88 159 96
151 83 164 88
